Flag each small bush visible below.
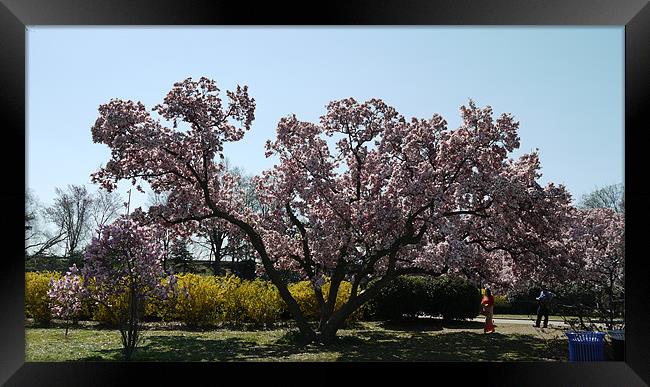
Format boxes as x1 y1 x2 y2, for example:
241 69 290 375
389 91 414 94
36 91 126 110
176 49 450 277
217 274 243 323
325 280 363 321
25 271 61 324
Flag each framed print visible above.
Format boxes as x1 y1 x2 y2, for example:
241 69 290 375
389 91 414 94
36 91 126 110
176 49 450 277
2 0 649 385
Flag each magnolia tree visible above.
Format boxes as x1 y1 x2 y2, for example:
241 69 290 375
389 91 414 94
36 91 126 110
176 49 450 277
81 217 176 359
570 208 625 329
90 77 574 343
47 264 83 336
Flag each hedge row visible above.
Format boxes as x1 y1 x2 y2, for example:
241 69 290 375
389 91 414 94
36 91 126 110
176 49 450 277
27 272 481 327
25 272 360 327
365 275 482 321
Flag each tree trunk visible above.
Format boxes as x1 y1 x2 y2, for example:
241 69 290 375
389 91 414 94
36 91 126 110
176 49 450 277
162 235 169 273
212 247 222 276
209 231 224 275
311 272 398 344
196 180 317 341
251 240 315 342
235 221 315 341
607 277 615 330
120 283 140 361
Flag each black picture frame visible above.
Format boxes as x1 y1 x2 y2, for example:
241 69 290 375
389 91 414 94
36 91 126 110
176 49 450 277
2 0 649 385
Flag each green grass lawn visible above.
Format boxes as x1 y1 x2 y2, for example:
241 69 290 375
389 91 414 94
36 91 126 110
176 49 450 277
26 320 572 362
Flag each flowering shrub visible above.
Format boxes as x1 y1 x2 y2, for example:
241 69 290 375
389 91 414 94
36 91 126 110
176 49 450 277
145 275 178 321
29 272 366 326
34 270 498 327
81 217 175 360
25 271 61 324
47 265 85 335
159 274 284 327
493 295 510 311
233 278 284 325
163 273 224 327
330 281 364 322
287 281 320 320
215 274 242 323
47 265 84 322
77 280 163 326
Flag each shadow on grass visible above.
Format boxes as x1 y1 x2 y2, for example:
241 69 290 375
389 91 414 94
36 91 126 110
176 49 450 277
335 330 567 361
77 329 567 362
441 320 487 329
379 318 444 332
79 335 307 362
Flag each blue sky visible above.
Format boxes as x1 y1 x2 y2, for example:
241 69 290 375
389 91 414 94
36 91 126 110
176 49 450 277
27 27 624 211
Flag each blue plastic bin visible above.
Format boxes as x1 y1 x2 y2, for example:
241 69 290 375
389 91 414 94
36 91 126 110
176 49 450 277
565 331 606 361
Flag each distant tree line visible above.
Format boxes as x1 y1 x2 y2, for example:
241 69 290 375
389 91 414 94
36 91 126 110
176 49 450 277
25 185 122 268
26 161 260 277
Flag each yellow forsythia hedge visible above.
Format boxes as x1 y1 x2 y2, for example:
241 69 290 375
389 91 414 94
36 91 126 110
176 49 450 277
164 274 285 326
164 273 224 327
26 271 362 326
227 277 285 325
25 271 61 323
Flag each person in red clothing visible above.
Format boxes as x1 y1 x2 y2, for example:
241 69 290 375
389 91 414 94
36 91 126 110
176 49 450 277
481 288 495 333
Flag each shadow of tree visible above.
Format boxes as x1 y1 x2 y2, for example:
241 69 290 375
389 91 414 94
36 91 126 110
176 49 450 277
79 334 310 362
379 318 444 332
334 331 567 361
77 329 567 362
440 320 486 330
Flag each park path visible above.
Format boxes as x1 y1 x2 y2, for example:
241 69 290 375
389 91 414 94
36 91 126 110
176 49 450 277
471 316 569 328
471 316 621 331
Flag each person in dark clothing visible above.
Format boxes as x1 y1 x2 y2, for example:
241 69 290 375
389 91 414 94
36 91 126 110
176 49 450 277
534 287 554 328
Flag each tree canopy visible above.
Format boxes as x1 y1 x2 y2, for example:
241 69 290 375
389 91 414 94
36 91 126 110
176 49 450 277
89 77 598 343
